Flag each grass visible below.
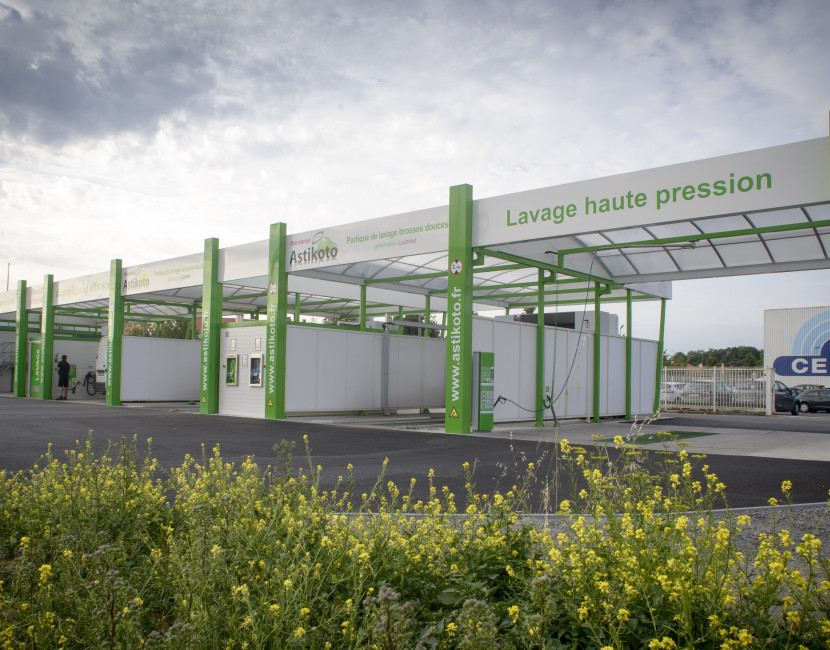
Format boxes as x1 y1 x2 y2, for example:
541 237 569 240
0 432 828 648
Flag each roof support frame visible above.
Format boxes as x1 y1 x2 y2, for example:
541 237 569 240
555 218 830 266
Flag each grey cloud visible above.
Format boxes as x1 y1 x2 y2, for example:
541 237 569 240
0 2 223 144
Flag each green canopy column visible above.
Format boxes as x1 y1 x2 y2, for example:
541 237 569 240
592 281 601 423
13 280 28 397
535 269 545 427
653 298 667 416
625 289 633 420
106 260 124 406
360 285 367 331
444 183 473 434
200 238 221 414
423 295 431 337
38 274 55 400
265 223 288 419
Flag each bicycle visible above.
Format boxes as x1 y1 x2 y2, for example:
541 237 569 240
70 371 106 396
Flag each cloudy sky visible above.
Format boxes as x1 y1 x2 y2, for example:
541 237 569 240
1 0 828 353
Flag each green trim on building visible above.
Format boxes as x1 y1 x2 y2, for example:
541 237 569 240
38 275 55 400
360 285 367 331
106 260 124 406
265 223 288 420
200 239 222 414
13 280 28 397
445 184 474 434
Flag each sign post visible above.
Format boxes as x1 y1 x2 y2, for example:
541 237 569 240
265 223 288 419
445 184 474 434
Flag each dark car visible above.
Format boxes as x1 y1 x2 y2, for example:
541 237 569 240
791 383 824 395
795 389 830 413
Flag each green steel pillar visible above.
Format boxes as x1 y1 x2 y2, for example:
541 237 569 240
106 260 124 406
200 239 222 414
625 289 633 420
265 223 288 419
653 298 667 416
444 183 473 434
397 306 404 334
13 280 27 397
38 274 55 400
423 295 431 337
592 282 601 423
535 269 545 427
294 293 301 323
360 285 367 331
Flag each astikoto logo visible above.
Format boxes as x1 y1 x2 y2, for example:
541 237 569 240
289 231 339 267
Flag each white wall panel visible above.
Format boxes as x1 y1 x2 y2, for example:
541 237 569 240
218 327 265 417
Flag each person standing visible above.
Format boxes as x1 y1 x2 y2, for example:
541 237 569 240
56 354 70 400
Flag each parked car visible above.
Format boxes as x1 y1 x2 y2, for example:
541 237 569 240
731 378 799 413
732 378 767 408
660 382 684 404
795 388 830 413
791 384 824 395
680 380 733 408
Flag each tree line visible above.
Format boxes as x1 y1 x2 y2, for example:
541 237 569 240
664 346 762 368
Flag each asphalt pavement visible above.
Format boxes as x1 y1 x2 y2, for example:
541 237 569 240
1 396 828 510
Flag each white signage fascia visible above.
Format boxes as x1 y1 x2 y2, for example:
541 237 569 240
286 205 449 272
28 284 43 311
55 271 111 306
219 240 268 284
623 281 672 300
122 253 204 295
473 137 830 247
0 289 17 316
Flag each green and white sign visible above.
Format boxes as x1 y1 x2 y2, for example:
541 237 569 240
265 223 287 419
54 272 110 306
445 185 473 434
122 253 204 295
473 137 830 246
287 206 449 271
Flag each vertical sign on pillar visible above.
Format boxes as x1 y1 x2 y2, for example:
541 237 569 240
200 239 221 414
39 274 55 400
13 280 27 397
444 184 474 434
106 260 124 406
265 223 288 419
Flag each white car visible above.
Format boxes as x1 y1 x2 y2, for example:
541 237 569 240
661 382 684 404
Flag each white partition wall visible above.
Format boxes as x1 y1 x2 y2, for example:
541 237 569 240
473 316 658 422
120 337 201 402
283 326 444 415
387 335 446 409
215 317 657 420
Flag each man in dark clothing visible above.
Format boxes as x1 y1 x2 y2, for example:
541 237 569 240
56 355 70 400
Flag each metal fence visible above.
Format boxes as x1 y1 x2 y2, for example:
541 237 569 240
660 366 770 413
